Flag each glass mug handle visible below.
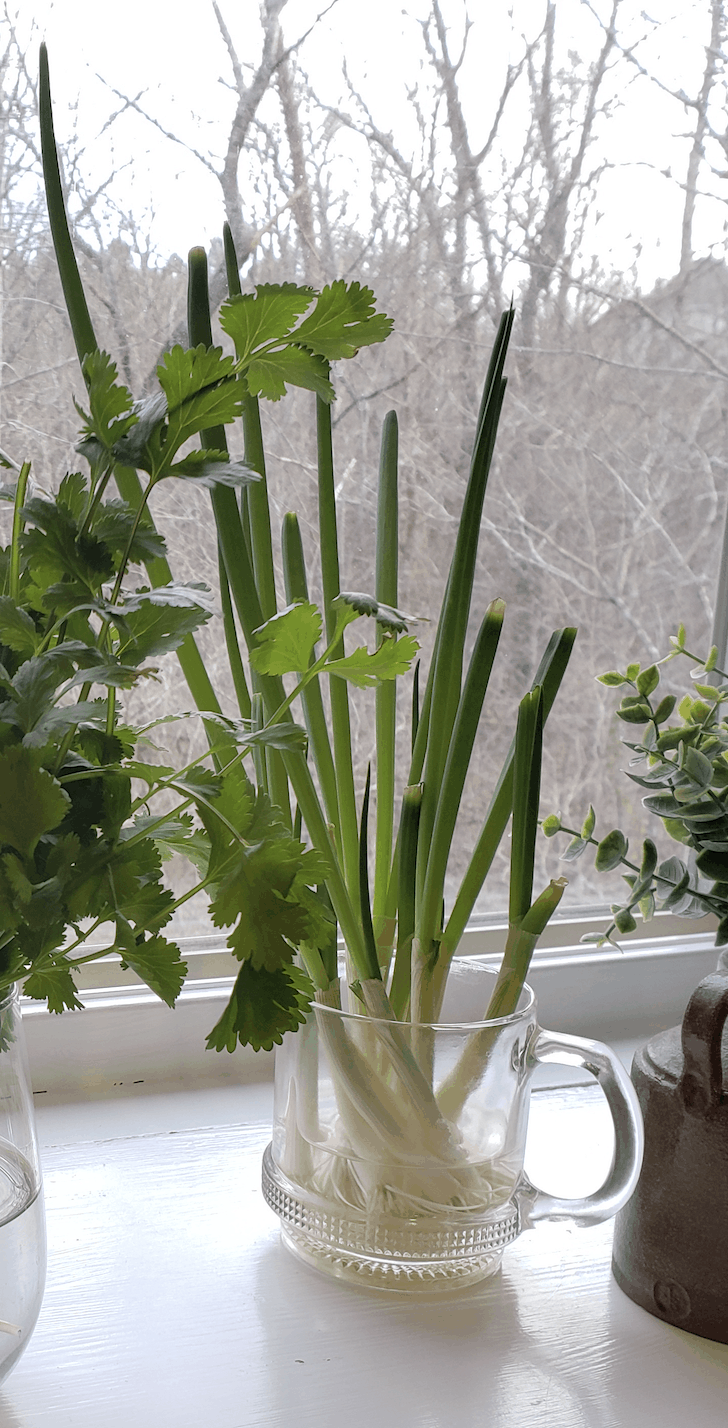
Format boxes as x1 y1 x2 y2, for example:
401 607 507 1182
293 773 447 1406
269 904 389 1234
516 1029 644 1228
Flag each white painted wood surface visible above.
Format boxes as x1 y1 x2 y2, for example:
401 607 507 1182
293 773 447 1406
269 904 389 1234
1 1086 726 1428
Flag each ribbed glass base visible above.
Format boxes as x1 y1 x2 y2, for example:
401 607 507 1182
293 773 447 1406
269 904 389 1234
262 1144 520 1294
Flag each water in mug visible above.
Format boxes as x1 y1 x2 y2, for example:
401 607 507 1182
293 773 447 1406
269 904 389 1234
0 1142 46 1384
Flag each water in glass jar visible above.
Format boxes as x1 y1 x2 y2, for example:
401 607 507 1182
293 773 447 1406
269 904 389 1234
0 1144 46 1385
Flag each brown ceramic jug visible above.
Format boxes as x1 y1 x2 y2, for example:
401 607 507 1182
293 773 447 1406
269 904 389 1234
611 972 728 1343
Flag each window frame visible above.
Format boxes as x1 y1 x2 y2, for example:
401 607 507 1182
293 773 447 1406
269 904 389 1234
21 911 721 1097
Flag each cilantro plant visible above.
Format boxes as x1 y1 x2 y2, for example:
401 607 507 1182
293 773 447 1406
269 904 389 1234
0 335 308 1010
39 43 581 1215
544 626 728 947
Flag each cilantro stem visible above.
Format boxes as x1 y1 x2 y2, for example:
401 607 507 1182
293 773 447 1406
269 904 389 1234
110 476 155 605
52 681 94 775
79 460 115 539
60 917 108 960
281 512 342 861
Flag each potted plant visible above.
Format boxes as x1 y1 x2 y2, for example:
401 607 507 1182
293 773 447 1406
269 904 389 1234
542 636 728 1342
34 45 645 1295
542 629 728 946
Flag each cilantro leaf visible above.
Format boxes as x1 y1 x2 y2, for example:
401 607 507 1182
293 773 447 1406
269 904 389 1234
335 591 411 633
120 759 173 785
209 832 301 936
109 393 168 471
250 602 322 676
20 698 109 749
0 746 70 858
0 858 23 937
100 771 132 837
293 281 394 360
207 792 331 975
91 499 167 565
156 344 238 411
128 811 196 843
115 596 212 660
194 770 256 879
24 962 83 1013
153 826 211 878
43 832 82 881
21 873 66 930
116 927 187 1007
21 496 114 589
57 472 88 518
205 961 314 1052
122 582 215 612
169 450 259 487
163 381 246 454
219 285 316 363
56 757 105 843
0 598 40 657
219 853 311 971
292 881 337 954
240 722 308 753
157 347 245 455
246 347 333 403
168 767 223 801
326 634 419 686
79 350 137 451
201 710 308 754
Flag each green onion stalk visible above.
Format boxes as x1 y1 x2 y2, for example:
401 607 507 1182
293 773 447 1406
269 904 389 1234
40 44 576 1221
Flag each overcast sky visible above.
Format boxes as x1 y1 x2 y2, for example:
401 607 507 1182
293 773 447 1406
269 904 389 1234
17 0 726 290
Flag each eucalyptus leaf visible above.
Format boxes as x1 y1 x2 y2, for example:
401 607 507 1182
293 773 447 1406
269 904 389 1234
636 664 659 697
594 828 628 871
640 839 658 879
653 694 677 724
613 905 637 934
561 834 588 861
616 702 652 724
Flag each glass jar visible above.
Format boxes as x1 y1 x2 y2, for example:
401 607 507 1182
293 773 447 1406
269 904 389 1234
0 986 46 1384
262 959 643 1293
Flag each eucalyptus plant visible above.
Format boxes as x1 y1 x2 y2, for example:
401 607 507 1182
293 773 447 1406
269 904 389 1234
544 628 728 947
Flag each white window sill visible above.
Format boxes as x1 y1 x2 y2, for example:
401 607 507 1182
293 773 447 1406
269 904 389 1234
22 924 723 1100
3 1082 727 1428
7 927 726 1425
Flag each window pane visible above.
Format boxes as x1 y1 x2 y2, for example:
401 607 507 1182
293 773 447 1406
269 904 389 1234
3 1 724 942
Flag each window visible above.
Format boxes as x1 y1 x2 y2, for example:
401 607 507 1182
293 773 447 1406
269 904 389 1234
3 3 726 1042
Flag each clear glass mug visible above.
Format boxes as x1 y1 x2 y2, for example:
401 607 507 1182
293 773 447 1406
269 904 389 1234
262 959 644 1292
0 987 46 1384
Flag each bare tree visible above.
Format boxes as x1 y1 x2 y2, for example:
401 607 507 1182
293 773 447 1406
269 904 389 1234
6 0 728 918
